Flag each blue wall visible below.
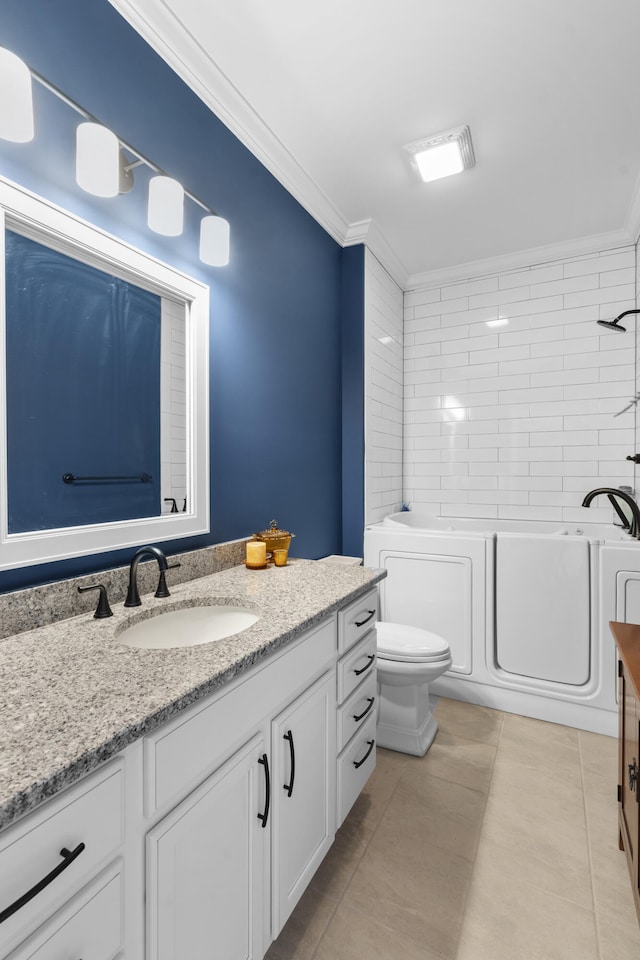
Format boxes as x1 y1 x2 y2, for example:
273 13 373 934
0 0 364 592
341 246 365 558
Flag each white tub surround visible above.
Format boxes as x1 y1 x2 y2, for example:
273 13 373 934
364 512 640 735
403 245 637 526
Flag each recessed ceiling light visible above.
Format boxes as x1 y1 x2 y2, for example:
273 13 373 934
377 335 395 345
404 125 475 183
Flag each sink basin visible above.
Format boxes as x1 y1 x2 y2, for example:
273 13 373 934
118 604 260 650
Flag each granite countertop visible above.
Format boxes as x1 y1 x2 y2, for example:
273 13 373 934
0 559 384 832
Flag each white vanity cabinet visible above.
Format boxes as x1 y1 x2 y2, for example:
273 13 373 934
143 615 337 959
146 733 268 960
271 670 336 936
0 581 382 960
336 589 378 826
0 759 125 960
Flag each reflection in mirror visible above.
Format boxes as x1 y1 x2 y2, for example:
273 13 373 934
6 229 189 531
0 177 210 571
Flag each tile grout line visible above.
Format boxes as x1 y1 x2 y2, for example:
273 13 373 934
578 730 605 960
443 707 506 959
307 757 411 960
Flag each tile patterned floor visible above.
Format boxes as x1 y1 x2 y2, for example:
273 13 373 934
265 697 640 960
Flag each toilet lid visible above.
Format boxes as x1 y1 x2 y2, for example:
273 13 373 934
376 621 451 663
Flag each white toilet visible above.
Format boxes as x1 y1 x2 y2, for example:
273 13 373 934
375 621 452 756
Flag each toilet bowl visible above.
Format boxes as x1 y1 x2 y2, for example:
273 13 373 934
376 621 452 757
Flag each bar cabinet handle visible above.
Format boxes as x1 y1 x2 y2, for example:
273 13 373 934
283 730 296 798
354 654 375 677
354 610 376 628
257 754 270 828
353 740 375 770
353 697 375 723
0 842 85 924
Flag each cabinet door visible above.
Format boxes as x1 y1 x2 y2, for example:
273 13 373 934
271 671 336 937
619 660 640 899
146 734 269 960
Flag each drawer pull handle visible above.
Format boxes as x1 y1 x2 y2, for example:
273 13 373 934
283 730 296 798
0 842 85 925
354 610 376 628
354 654 375 677
353 697 375 723
629 758 638 796
353 739 375 769
257 754 271 828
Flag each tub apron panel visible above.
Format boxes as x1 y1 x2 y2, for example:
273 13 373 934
495 533 590 685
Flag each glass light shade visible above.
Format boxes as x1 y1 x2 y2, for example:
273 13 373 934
0 48 34 142
414 141 464 182
148 176 184 236
199 215 230 266
76 123 120 197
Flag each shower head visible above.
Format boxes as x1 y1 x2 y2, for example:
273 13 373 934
597 318 627 332
597 309 640 333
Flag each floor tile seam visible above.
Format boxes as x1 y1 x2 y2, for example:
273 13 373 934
306 890 342 960
315 822 377 909
577 730 604 960
449 713 504 958
328 898 457 960
323 771 413 910
402 764 492 804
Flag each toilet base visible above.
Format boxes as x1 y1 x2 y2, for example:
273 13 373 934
376 679 438 757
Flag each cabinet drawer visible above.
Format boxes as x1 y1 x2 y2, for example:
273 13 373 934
8 863 123 960
337 629 377 704
336 713 377 827
144 617 336 817
338 589 378 654
0 761 123 957
337 672 377 753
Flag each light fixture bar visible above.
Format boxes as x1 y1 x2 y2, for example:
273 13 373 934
31 69 220 217
24 58 227 232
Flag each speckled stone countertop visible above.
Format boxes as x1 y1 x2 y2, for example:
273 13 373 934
0 559 384 832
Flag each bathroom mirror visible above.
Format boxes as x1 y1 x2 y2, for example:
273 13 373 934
0 177 210 570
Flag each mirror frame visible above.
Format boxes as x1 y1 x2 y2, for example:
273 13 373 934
0 176 210 571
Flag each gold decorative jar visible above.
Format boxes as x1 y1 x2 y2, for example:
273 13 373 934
252 519 295 557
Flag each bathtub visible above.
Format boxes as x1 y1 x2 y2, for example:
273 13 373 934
364 512 640 735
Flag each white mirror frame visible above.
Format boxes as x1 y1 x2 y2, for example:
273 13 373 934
0 176 210 571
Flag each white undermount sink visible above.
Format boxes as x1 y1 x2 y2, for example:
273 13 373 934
118 604 260 650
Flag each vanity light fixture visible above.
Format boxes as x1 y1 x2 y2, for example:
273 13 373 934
0 48 34 142
0 46 230 266
199 214 230 267
148 175 184 236
405 125 475 183
76 123 121 198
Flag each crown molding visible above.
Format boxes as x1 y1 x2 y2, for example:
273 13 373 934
406 228 635 291
106 0 350 244
106 1 640 290
344 219 409 289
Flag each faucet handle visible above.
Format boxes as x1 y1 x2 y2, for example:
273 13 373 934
78 583 113 619
155 562 181 599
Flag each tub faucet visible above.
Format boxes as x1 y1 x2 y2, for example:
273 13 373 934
124 545 170 607
581 487 640 538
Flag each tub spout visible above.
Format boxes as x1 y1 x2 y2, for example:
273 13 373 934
582 487 640 538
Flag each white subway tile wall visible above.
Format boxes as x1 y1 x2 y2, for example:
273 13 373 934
403 246 637 522
160 298 187 512
364 249 404 524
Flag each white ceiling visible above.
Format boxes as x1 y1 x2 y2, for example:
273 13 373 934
110 0 640 287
